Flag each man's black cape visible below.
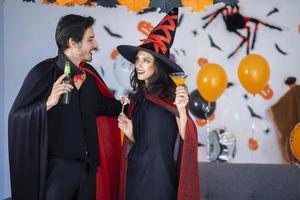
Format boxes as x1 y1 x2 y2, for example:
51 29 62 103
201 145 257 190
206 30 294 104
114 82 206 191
9 58 54 200
8 57 119 200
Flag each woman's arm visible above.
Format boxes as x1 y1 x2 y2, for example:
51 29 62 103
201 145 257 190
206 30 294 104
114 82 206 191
174 86 189 139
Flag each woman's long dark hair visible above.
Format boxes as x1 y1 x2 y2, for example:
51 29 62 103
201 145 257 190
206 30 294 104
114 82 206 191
130 56 176 102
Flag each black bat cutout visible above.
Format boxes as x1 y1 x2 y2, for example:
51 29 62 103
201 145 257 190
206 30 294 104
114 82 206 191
103 26 122 38
180 49 186 56
264 128 270 134
275 43 287 55
208 34 222 51
266 8 279 17
284 77 296 86
192 30 198 37
98 66 105 76
177 14 184 27
198 142 205 147
247 105 263 119
227 82 234 88
174 49 179 55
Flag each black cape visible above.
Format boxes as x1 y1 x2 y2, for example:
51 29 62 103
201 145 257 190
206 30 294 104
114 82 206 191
119 91 201 200
9 58 54 200
8 57 111 200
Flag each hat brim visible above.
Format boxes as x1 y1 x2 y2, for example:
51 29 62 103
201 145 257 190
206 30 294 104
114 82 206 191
117 45 183 74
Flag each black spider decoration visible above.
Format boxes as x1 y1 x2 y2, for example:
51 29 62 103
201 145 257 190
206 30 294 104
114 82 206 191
202 5 282 58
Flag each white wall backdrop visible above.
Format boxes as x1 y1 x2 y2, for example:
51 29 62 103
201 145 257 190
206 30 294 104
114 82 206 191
1 0 300 198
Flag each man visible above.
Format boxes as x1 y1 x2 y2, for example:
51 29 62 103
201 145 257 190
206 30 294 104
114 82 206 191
8 14 122 200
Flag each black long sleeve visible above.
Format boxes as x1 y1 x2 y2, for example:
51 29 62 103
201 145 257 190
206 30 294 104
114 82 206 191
96 91 122 116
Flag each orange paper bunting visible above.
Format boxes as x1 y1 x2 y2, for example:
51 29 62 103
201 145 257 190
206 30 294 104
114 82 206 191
181 0 213 12
55 0 88 6
73 0 88 4
118 0 150 12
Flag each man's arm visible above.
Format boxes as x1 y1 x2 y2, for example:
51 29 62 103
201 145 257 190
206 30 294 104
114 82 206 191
96 91 123 116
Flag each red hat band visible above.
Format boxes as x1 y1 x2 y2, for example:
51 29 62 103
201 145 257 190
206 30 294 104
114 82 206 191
141 15 178 55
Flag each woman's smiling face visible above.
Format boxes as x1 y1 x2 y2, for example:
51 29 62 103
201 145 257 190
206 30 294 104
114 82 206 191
134 51 156 85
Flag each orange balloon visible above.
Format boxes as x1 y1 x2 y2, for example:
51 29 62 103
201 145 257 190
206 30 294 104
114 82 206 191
195 114 215 127
197 63 227 102
238 54 270 95
290 122 300 161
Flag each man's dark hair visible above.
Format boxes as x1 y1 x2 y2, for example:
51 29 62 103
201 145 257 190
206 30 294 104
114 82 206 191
130 57 176 102
55 14 95 51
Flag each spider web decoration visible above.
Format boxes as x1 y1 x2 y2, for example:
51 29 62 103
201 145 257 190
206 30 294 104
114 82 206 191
202 5 282 58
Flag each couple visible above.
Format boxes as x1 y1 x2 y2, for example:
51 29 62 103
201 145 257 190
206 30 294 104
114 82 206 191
8 8 200 200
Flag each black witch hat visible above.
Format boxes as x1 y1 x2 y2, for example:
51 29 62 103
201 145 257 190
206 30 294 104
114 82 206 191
117 8 183 74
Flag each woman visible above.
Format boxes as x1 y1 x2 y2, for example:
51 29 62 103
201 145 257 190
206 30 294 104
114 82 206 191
117 8 200 200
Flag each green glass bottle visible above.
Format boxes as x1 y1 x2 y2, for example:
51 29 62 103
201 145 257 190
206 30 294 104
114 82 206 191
60 61 73 104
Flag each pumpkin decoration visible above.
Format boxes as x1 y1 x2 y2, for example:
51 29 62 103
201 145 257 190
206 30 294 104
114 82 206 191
197 57 208 68
258 84 273 100
138 21 154 36
248 137 259 151
111 49 120 60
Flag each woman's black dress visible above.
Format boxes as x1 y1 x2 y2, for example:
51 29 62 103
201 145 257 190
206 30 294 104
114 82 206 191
126 93 179 200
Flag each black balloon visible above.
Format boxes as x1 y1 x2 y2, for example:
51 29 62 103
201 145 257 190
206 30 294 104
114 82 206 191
189 90 216 119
